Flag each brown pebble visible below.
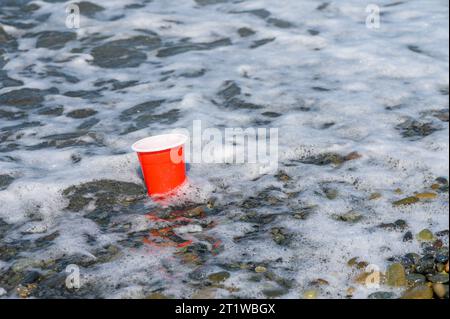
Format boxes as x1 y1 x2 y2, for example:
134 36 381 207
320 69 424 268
401 285 433 299
431 183 441 190
433 283 447 299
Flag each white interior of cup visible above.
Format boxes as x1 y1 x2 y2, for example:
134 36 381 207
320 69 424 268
131 134 188 153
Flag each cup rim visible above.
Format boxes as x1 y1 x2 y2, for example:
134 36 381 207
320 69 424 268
132 133 188 153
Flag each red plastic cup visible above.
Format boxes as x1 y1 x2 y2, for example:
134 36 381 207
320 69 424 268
132 134 188 196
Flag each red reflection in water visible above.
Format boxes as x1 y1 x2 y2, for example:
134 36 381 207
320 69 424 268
143 206 222 254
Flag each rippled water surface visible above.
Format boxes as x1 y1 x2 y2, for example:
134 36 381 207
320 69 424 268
0 0 449 299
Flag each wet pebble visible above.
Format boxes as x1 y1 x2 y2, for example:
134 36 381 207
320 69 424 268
386 263 407 287
332 211 363 223
433 283 448 299
406 273 427 285
415 255 436 274
393 196 419 206
415 192 438 200
427 273 449 284
417 229 434 242
401 284 433 299
255 266 267 273
207 271 230 283
270 228 290 245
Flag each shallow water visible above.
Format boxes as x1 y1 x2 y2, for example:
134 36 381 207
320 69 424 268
0 0 449 299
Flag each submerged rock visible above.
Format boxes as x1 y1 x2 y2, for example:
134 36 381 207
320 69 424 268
0 109 26 120
36 31 76 50
66 108 98 119
91 35 161 68
270 228 291 245
396 119 441 139
62 179 145 212
120 100 165 120
323 187 338 200
332 211 363 223
0 174 14 190
37 106 64 116
0 88 58 109
156 38 231 58
207 271 230 283
298 151 361 166
75 1 105 18
238 27 256 37
267 18 294 29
